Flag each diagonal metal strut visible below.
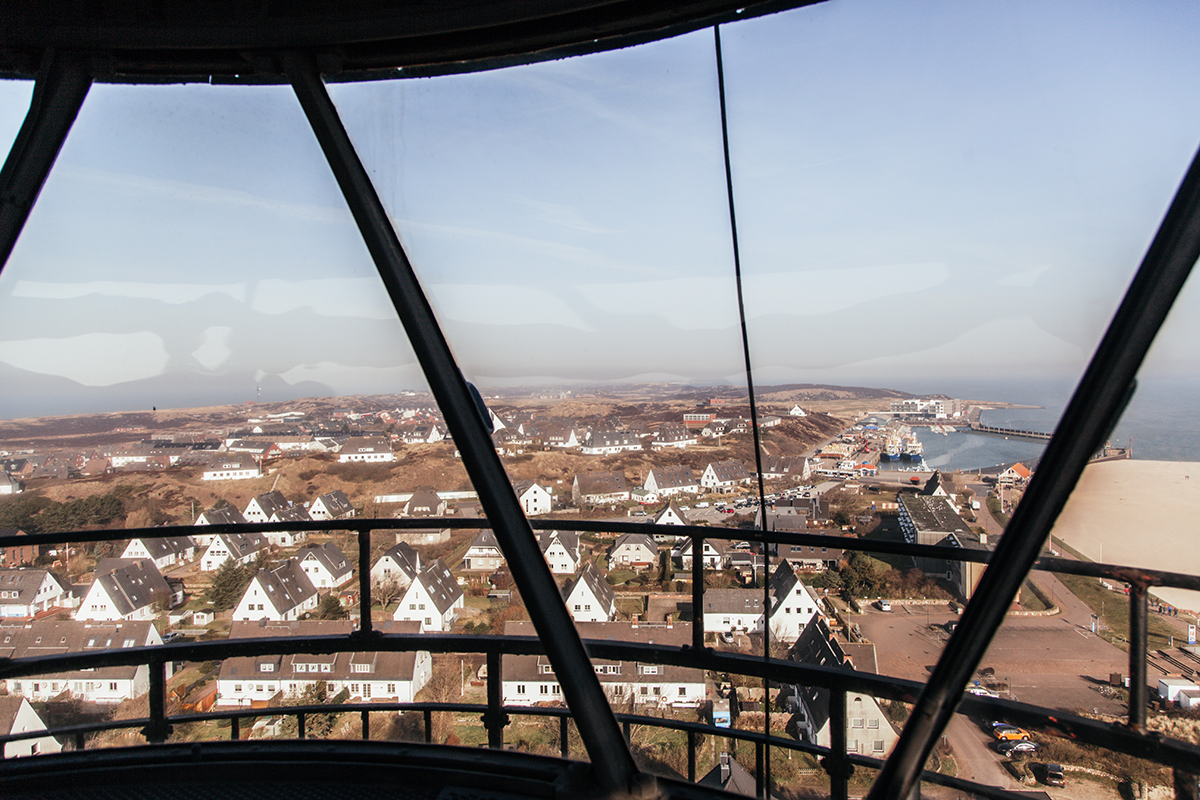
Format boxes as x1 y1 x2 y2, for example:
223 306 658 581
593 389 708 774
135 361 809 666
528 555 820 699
283 52 644 796
868 143 1200 800
0 49 91 273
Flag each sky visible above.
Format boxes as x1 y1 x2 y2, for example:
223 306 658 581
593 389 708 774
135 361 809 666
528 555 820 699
1 0 1200 418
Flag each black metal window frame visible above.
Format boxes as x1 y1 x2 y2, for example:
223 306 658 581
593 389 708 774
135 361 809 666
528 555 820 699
0 16 1199 800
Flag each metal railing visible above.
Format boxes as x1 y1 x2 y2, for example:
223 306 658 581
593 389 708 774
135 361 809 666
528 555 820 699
1 519 1198 799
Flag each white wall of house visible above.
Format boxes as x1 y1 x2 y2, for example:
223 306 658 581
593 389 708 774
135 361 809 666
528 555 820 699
2 698 62 757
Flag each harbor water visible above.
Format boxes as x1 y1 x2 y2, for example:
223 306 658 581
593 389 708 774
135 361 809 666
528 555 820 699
875 375 1200 472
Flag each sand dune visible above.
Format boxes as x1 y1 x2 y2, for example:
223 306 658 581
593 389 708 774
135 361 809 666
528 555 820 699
1049 460 1200 614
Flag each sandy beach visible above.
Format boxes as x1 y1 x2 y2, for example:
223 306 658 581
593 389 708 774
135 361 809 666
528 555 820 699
1049 460 1200 614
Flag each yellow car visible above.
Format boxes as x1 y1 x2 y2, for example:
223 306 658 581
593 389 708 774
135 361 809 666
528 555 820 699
992 725 1031 741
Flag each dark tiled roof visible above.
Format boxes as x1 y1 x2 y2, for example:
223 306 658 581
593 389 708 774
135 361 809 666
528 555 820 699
253 559 317 616
416 559 463 615
92 559 171 617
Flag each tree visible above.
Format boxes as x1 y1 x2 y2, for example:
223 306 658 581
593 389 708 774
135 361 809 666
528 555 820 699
316 594 348 620
206 559 251 611
658 550 673 584
372 576 403 610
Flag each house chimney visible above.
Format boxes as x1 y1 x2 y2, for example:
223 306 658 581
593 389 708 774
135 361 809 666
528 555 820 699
720 752 730 783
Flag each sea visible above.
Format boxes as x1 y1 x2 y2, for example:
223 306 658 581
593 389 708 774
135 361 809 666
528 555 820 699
874 375 1200 473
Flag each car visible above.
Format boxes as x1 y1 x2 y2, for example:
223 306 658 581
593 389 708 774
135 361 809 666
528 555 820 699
992 725 1032 741
966 685 998 698
995 740 1040 756
1044 763 1066 787
877 600 892 612
161 632 183 643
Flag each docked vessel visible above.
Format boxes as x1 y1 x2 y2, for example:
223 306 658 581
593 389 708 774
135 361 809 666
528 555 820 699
902 430 924 461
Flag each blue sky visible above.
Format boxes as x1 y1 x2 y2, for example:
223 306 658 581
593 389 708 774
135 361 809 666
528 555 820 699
1 0 1199 418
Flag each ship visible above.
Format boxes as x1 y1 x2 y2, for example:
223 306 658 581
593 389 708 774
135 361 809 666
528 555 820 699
902 431 924 461
882 435 902 461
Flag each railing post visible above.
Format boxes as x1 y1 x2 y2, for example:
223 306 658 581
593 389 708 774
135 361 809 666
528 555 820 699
231 717 239 741
424 709 432 744
140 659 172 744
687 731 696 782
298 712 307 740
755 741 764 798
560 715 569 758
482 649 508 749
623 720 631 744
826 687 849 800
1129 583 1149 731
692 533 704 650
74 732 85 751
358 529 373 635
361 709 370 740
1175 767 1200 800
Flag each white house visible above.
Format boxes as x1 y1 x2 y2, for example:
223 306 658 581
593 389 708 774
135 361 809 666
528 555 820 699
75 559 174 622
644 466 699 497
0 619 163 704
608 533 658 570
308 490 355 520
538 530 580 575
671 537 728 570
262 504 312 548
515 481 553 516
192 504 248 546
0 696 62 757
789 405 807 417
370 542 422 588
581 430 643 456
0 569 69 618
393 559 463 632
215 620 432 708
788 617 899 758
650 426 698 451
0 473 20 495
562 562 616 622
243 491 291 524
120 535 196 570
702 562 821 642
654 501 690 527
338 436 395 463
201 456 261 481
701 460 753 491
502 621 705 709
461 530 505 572
201 532 269 572
572 471 630 506
298 542 353 590
234 559 319 622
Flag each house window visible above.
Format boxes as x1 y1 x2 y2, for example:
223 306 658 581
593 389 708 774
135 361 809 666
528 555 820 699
678 687 686 696
235 685 242 692
652 687 661 695
847 740 859 752
364 684 371 698
640 665 659 675
640 686 649 695
873 740 885 753
109 682 118 691
868 719 879 729
540 686 549 695
517 684 526 694
851 718 864 728
552 686 561 695
351 684 360 694
387 683 396 693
